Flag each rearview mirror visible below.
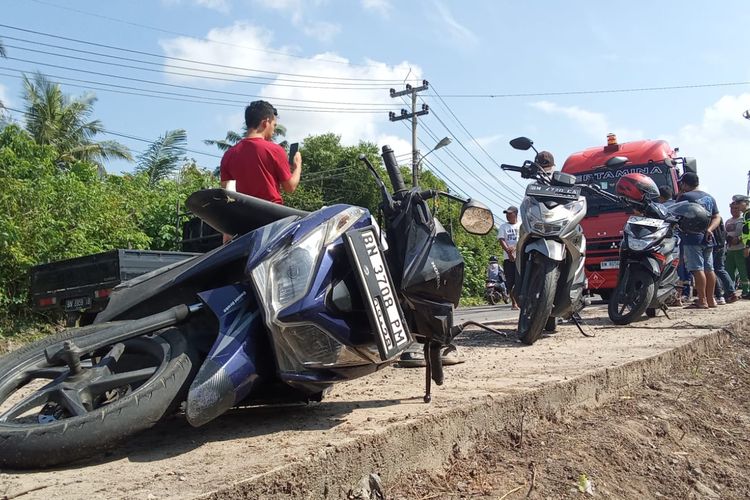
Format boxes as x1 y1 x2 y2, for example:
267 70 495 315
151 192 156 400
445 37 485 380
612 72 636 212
605 156 629 169
683 157 697 174
509 137 533 151
460 200 494 235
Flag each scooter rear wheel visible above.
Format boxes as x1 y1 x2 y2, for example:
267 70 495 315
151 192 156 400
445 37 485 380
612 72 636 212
0 324 193 468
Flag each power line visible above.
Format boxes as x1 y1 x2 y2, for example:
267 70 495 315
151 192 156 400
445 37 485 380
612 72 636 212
402 119 518 209
3 105 224 160
427 84 528 192
20 3 422 73
0 70 390 114
0 39 399 102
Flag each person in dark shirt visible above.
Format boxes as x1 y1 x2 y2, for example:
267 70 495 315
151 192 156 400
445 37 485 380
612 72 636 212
219 100 302 242
675 173 721 309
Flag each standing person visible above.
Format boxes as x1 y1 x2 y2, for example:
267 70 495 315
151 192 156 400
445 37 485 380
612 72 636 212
711 217 738 304
219 100 302 242
725 200 749 298
498 206 521 310
676 173 721 309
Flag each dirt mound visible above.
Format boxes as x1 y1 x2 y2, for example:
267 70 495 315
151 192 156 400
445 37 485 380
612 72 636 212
389 326 750 499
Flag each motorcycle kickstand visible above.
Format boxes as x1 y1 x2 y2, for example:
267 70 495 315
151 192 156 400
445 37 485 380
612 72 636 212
661 304 671 319
460 320 508 337
571 313 595 338
423 343 432 403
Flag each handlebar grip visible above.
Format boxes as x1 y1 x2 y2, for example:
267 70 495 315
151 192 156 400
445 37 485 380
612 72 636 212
381 145 407 193
500 163 521 171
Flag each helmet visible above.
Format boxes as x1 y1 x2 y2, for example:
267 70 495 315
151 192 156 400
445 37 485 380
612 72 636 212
669 201 711 234
615 173 659 202
489 255 497 262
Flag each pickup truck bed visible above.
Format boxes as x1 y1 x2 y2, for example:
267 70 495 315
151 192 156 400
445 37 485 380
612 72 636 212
31 249 199 325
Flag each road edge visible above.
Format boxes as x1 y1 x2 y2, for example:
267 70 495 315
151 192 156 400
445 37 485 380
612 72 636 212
204 317 748 499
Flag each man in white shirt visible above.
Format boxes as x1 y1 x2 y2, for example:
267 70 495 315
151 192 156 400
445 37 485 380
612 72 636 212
498 206 521 310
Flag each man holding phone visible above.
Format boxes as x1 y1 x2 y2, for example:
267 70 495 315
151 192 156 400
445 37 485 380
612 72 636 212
220 100 302 242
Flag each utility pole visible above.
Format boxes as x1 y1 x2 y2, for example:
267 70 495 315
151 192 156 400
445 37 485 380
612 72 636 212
389 80 429 187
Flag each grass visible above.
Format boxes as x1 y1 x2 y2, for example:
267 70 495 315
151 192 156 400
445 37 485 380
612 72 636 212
0 314 62 355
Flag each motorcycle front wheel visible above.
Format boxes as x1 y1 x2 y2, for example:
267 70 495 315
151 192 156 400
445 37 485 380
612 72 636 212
517 253 559 345
608 266 655 325
0 324 194 468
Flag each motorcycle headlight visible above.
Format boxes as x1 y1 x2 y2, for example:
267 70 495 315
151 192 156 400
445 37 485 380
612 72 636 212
251 206 370 373
525 199 584 236
252 206 366 312
624 225 669 251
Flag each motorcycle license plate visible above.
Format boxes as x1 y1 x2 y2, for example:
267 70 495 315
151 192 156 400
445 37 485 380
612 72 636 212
64 296 92 311
600 260 620 270
525 183 581 201
344 226 412 361
627 216 663 227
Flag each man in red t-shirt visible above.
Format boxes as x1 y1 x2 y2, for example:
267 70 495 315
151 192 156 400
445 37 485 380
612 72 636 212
220 100 302 242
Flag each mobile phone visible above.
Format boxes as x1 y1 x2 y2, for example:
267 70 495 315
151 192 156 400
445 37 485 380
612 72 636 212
288 142 299 166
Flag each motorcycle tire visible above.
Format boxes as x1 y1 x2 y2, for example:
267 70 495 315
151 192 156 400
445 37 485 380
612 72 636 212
487 292 498 305
517 253 559 345
608 267 656 325
0 324 194 469
646 308 657 318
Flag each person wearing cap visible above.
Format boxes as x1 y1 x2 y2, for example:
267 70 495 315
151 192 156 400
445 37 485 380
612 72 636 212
675 173 721 309
219 100 302 243
725 200 749 298
498 206 521 310
535 151 555 174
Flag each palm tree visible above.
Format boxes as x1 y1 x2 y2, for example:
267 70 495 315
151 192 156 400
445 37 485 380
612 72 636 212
135 129 188 185
21 72 132 169
203 123 288 152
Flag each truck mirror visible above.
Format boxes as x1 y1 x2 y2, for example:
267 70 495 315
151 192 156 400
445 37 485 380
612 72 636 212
683 157 697 174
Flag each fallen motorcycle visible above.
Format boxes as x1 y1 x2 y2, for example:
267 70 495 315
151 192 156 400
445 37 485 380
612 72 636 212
0 145 493 468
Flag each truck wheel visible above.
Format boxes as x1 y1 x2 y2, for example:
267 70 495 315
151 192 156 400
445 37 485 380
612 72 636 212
608 267 655 325
517 253 559 345
0 324 194 469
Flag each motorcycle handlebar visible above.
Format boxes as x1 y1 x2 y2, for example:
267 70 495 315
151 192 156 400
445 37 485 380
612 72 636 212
500 163 523 172
381 145 407 194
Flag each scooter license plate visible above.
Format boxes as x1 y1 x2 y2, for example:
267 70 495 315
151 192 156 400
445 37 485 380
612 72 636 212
344 226 412 361
627 216 663 227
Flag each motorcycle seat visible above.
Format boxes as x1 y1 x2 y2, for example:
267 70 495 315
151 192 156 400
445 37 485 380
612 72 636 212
186 188 310 236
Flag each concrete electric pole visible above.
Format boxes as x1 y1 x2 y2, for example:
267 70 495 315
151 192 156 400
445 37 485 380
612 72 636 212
389 80 429 187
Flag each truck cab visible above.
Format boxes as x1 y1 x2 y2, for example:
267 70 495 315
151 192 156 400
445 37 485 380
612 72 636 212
561 135 693 300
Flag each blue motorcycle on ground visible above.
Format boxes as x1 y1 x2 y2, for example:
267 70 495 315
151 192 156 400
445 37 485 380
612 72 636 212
0 145 494 468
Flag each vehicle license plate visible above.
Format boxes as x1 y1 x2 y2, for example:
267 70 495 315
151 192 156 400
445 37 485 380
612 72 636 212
64 296 92 311
525 183 581 201
344 227 412 361
627 216 663 227
600 260 620 270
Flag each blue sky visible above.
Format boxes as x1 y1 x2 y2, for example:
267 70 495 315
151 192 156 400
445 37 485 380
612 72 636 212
2 0 750 219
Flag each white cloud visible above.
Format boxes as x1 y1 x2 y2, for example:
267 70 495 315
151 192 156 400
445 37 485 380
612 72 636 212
433 1 478 46
161 0 231 13
160 23 419 148
362 0 392 17
250 0 339 42
666 93 750 219
530 100 644 141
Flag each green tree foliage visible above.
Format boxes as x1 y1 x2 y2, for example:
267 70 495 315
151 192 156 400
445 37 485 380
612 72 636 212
21 73 132 170
0 125 149 318
135 129 188 186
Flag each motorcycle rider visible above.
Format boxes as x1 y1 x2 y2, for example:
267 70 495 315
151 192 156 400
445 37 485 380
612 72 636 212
486 255 508 302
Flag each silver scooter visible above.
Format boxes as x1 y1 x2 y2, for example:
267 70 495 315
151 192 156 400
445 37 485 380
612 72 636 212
501 137 588 344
